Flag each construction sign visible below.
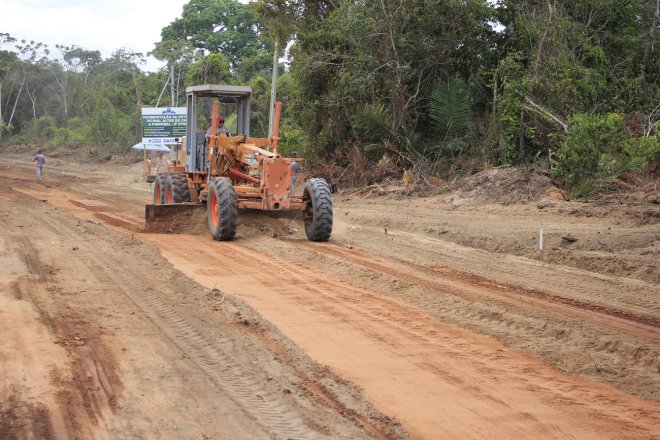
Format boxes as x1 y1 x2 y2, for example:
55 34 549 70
141 107 187 145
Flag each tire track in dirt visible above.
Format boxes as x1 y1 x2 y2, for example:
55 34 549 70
252 236 659 402
11 275 122 438
337 224 659 319
294 241 660 340
150 235 660 440
342 202 660 284
0 187 118 440
9 174 406 439
35 211 327 440
6 158 660 434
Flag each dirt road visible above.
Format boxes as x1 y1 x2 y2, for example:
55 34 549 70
0 152 658 439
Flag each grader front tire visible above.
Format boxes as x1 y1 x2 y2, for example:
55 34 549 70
167 173 191 203
152 173 168 205
207 177 237 241
303 178 333 242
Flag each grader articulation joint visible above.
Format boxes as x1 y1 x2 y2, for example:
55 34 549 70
146 84 333 242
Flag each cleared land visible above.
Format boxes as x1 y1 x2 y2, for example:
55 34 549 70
0 151 658 439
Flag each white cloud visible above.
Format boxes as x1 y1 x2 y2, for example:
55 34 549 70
0 0 188 71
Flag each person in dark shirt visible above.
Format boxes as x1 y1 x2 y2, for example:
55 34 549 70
32 150 46 182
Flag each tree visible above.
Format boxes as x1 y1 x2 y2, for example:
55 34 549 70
186 52 231 84
63 47 102 86
90 49 148 147
0 49 21 136
489 0 658 164
151 38 195 106
283 0 493 158
160 0 270 71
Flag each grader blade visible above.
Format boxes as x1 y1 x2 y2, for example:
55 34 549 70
144 203 207 233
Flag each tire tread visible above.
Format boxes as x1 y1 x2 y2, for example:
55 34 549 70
304 178 333 242
168 173 191 203
152 173 168 204
208 177 237 241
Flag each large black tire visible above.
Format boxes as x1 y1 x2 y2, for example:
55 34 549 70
166 173 191 203
207 177 237 241
152 173 168 204
303 178 333 242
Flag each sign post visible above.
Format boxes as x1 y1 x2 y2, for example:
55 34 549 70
140 107 186 182
141 107 187 146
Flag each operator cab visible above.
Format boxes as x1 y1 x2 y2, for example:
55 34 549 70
185 84 253 173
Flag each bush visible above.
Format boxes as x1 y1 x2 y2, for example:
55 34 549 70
278 125 307 157
552 113 658 195
553 113 625 187
622 128 659 175
34 115 58 140
47 126 89 149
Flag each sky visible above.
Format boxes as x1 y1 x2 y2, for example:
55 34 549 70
0 0 189 72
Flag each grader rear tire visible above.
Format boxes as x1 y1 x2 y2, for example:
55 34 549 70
166 173 191 203
303 178 333 242
152 173 168 204
207 177 237 241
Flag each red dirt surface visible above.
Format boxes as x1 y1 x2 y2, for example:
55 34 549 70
0 152 658 439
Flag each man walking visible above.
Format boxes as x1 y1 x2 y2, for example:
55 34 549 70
290 152 301 195
32 150 46 182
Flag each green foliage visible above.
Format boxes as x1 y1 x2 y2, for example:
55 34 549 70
0 50 19 78
160 0 270 70
236 51 273 83
353 103 430 164
489 0 658 168
0 124 13 138
284 0 496 169
186 53 231 85
0 0 657 193
250 111 269 138
87 94 137 154
224 114 239 137
47 127 77 149
552 113 656 195
569 179 598 200
278 125 306 157
622 130 660 174
429 77 471 139
353 103 394 146
247 75 272 137
34 115 58 139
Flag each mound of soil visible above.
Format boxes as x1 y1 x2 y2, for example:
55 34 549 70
449 167 564 205
0 144 40 154
0 143 143 165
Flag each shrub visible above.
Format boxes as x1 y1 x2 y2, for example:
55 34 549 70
278 125 307 157
622 128 659 175
553 113 625 187
34 115 58 140
552 113 658 195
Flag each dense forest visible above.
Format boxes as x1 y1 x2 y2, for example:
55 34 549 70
1 0 658 196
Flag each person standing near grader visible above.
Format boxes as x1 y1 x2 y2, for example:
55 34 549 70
290 151 301 195
32 150 46 182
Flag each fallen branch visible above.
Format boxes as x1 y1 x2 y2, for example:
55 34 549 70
523 97 569 132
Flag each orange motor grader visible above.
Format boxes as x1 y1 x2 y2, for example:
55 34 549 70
147 84 333 242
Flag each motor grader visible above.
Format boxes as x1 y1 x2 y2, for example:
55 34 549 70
146 84 333 242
